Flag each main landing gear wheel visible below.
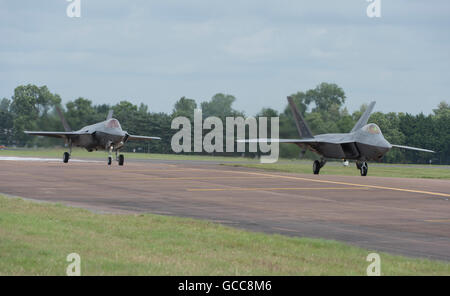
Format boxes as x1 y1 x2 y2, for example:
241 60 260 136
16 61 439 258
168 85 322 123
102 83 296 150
313 159 326 175
360 162 368 176
63 152 70 163
108 156 112 166
313 160 321 174
118 154 124 166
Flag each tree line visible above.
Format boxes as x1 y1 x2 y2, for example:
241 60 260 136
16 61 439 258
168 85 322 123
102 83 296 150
0 83 448 164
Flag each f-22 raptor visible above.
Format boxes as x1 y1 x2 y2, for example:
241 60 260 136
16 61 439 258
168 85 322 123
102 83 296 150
242 97 434 176
25 108 161 166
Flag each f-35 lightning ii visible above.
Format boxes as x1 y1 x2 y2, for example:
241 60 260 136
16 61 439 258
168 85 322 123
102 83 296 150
240 97 434 176
25 107 161 166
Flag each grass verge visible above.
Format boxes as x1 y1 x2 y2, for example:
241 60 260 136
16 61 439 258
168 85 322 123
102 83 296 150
223 162 450 179
0 148 256 163
0 195 448 275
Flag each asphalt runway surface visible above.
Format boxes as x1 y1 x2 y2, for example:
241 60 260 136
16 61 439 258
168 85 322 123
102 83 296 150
1 158 449 261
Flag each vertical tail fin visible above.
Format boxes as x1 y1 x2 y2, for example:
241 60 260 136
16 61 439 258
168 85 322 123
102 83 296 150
55 106 72 132
287 96 314 138
106 109 114 120
351 101 376 133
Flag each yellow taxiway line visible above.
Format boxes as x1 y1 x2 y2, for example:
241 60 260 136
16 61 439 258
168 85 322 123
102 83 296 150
187 186 368 192
118 176 275 181
184 168 450 198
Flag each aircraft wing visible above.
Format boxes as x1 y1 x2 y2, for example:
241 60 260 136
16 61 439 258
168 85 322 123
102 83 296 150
24 131 84 139
127 135 161 141
237 138 317 143
238 134 353 144
391 144 435 153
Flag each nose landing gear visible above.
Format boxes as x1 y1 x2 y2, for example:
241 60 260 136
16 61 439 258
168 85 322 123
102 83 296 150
63 139 72 163
107 145 113 166
106 145 125 166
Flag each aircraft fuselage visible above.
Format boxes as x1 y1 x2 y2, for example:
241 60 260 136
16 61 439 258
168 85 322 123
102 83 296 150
296 124 392 161
70 119 128 152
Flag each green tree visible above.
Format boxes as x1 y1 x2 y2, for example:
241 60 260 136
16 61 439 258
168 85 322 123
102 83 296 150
201 93 243 119
172 97 197 120
0 98 10 112
0 98 13 145
10 85 61 145
336 108 355 133
432 102 450 164
305 82 346 113
94 104 112 122
433 101 450 117
65 97 98 130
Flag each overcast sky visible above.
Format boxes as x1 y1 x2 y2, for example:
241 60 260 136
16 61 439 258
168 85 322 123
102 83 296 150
1 0 449 115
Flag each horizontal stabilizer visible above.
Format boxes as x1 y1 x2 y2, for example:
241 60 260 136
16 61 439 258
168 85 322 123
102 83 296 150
24 131 87 139
237 138 316 144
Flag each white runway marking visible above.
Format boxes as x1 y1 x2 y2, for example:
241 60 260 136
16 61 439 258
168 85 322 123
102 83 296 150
0 156 102 163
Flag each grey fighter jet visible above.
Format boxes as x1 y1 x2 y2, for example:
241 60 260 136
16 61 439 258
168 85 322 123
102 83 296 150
25 107 161 165
240 97 434 176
